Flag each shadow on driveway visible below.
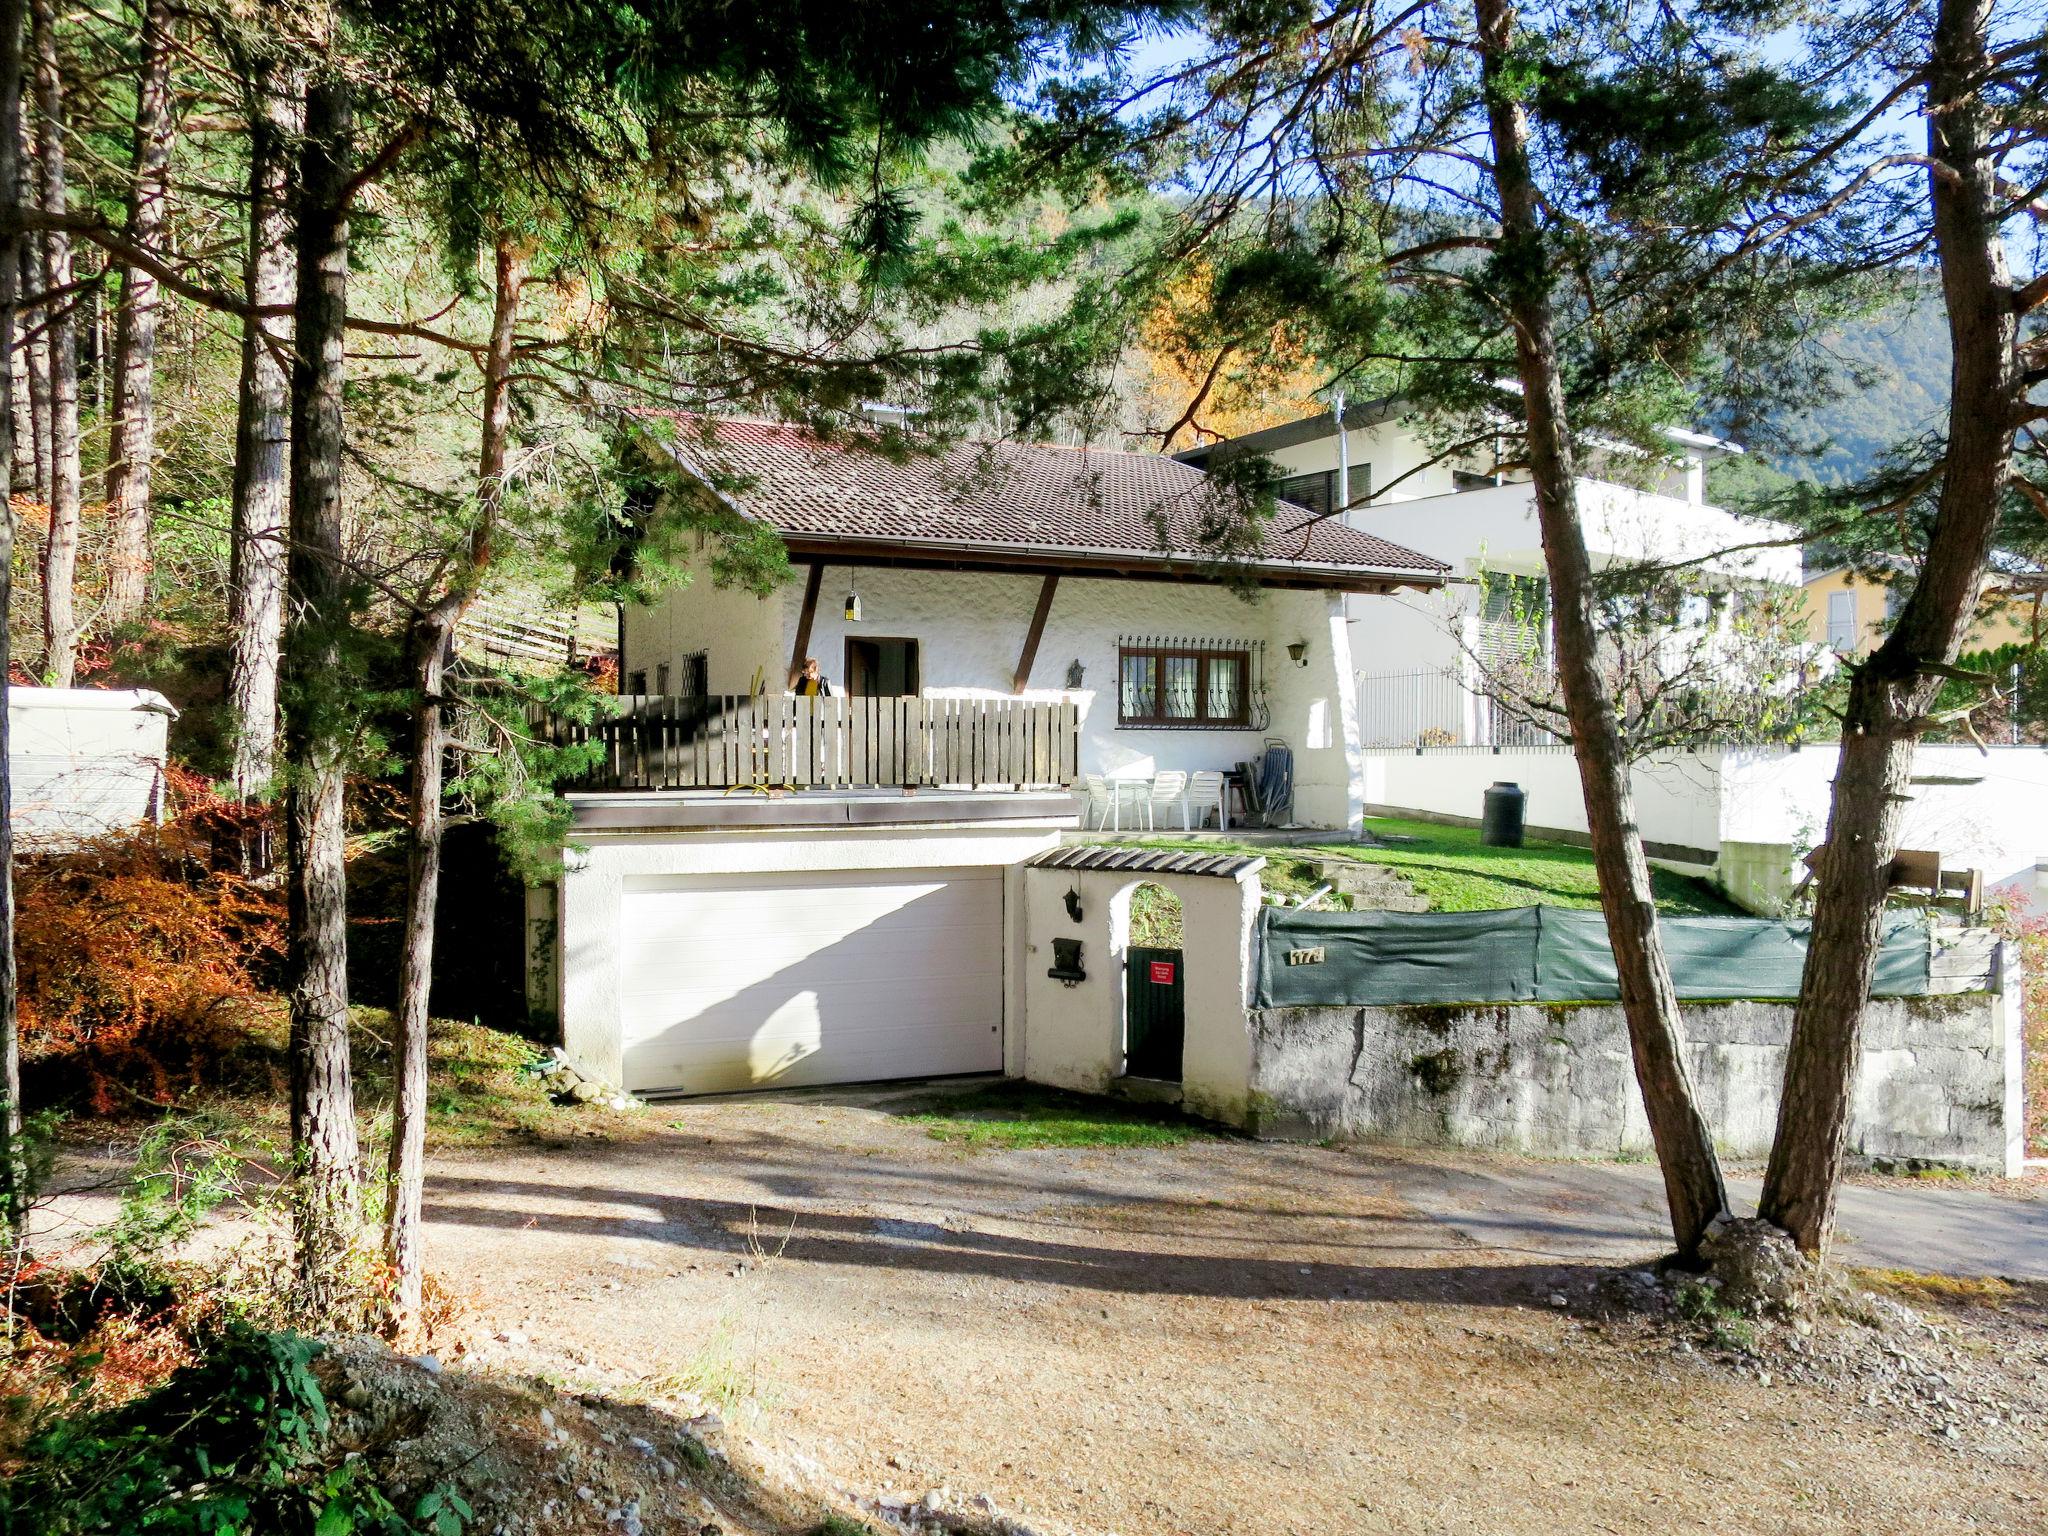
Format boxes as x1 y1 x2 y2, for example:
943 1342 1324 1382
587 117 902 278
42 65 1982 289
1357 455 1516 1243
423 1169 1595 1309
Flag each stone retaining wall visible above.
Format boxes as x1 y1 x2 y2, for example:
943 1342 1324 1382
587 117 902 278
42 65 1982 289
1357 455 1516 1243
1247 947 2023 1173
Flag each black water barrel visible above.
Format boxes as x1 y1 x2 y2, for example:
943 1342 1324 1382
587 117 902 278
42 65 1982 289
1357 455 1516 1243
1481 781 1526 847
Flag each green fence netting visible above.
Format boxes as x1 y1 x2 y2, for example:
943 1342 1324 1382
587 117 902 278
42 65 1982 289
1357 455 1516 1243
1253 906 1932 1009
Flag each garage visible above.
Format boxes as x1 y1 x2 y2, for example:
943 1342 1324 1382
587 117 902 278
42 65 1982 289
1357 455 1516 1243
618 866 1004 1095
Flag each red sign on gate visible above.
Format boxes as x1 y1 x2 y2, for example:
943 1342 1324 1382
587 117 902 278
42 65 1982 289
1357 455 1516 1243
1148 960 1176 985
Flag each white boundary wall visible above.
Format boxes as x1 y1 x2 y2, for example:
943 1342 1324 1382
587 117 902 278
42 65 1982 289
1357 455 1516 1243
1361 747 1726 862
1364 744 2048 905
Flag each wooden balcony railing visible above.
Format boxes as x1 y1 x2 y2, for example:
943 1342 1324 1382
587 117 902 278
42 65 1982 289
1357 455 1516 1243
529 693 1080 792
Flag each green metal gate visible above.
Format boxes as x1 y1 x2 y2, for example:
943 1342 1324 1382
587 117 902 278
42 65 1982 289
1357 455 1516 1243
1125 946 1185 1081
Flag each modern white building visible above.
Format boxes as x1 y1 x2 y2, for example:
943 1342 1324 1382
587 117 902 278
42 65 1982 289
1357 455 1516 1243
1176 401 1805 746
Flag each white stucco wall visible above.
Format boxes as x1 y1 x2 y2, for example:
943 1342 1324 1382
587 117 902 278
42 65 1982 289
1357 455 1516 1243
1017 863 1263 1124
628 561 1369 828
1360 746 1727 862
548 818 1064 1087
1717 746 2048 910
621 534 785 695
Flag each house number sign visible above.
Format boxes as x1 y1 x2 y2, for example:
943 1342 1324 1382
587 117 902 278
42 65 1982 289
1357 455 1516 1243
1148 960 1176 985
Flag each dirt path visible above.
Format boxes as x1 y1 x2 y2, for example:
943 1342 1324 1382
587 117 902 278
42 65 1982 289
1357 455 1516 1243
1384 1148 2048 1278
417 1095 2046 1536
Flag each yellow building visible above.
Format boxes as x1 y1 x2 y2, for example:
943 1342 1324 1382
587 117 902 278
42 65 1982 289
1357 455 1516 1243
1802 560 2042 656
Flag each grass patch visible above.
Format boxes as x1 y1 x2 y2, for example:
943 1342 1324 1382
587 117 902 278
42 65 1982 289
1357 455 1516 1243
651 1316 760 1416
897 1083 1209 1151
1096 816 1738 915
1853 1268 2027 1311
117 1000 650 1150
1130 883 1185 946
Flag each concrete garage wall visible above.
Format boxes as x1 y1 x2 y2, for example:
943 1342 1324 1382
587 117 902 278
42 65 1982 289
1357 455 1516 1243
1248 951 2024 1174
1016 863 1263 1123
547 817 1065 1087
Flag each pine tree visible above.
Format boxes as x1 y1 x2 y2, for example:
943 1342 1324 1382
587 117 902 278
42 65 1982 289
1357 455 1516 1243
1759 0 2038 1254
1010 0 1863 1260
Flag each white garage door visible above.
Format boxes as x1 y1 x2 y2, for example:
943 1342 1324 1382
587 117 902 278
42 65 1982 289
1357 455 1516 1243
619 867 1003 1095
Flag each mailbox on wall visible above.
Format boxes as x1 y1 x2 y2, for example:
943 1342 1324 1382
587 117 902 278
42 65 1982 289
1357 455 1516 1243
1048 937 1086 986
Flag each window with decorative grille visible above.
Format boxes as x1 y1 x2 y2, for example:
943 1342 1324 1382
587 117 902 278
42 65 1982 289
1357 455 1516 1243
1116 637 1267 729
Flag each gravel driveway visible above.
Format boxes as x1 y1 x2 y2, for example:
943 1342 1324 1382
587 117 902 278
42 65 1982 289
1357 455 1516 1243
419 1085 2045 1536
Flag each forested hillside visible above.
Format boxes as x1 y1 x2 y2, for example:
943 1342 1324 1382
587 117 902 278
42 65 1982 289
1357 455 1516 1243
1729 286 1950 487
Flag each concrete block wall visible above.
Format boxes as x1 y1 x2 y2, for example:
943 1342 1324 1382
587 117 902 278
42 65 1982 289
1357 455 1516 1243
1247 950 2023 1174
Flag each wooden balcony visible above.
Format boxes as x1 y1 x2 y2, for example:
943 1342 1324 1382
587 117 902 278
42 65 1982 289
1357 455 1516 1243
531 694 1080 793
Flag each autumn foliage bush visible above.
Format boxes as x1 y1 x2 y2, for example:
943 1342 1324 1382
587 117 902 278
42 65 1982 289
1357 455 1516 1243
15 821 284 1114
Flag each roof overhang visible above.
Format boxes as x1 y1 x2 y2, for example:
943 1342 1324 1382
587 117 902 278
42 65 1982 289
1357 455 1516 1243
776 532 1445 595
652 431 1446 596
1027 844 1267 880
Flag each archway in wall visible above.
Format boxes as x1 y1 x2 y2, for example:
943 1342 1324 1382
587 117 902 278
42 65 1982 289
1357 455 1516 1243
1124 882 1185 1081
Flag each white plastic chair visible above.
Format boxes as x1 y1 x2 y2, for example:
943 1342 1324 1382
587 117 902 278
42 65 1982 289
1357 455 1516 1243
1189 769 1228 831
1148 770 1189 830
1080 774 1111 829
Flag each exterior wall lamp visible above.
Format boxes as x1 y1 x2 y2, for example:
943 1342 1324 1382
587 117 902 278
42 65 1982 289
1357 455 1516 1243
1286 639 1309 667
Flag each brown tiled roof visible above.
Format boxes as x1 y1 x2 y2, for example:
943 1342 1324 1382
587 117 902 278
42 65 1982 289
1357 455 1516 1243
662 418 1448 586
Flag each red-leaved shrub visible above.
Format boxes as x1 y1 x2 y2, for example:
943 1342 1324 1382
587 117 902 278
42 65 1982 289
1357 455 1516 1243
15 825 284 1114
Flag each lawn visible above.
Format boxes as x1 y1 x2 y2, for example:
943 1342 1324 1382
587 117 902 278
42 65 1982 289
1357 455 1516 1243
1096 815 1740 915
896 1082 1213 1150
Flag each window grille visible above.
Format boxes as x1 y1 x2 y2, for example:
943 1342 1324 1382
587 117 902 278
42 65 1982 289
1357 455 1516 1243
1116 636 1269 730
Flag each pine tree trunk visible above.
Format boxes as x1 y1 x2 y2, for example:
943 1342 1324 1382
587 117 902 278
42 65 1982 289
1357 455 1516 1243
284 66 362 1318
16 168 45 510
7 296 31 497
227 54 294 801
101 0 174 627
1474 0 1728 1260
0 0 27 1238
28 0 76 687
1759 0 2017 1256
385 240 523 1333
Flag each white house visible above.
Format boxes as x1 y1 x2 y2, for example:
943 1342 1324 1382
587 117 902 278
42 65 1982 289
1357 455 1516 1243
617 418 1450 827
528 418 1447 1099
1176 401 1805 746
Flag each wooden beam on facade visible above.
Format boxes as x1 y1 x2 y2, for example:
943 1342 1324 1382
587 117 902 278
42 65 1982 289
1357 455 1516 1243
1012 574 1060 693
788 562 824 687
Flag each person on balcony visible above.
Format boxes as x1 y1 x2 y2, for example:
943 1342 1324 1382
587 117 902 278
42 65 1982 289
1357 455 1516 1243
793 656 834 697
